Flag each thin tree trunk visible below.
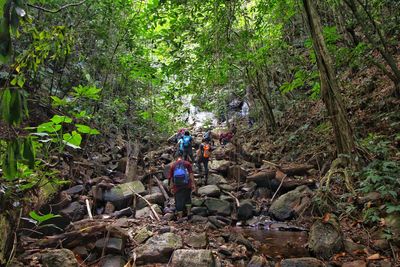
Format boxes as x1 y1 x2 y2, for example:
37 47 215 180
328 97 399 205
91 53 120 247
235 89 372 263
302 0 356 159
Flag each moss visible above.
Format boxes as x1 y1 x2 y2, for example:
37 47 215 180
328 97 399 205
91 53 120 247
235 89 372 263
0 214 11 265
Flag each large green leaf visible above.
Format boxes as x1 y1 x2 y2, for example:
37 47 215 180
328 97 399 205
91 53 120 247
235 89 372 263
51 115 72 124
76 124 100 135
63 131 82 147
37 121 61 133
29 211 61 224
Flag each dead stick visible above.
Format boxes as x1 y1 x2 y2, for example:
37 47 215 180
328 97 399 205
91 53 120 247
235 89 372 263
127 186 160 221
223 191 240 207
262 160 281 169
85 199 93 220
153 175 169 201
270 174 287 202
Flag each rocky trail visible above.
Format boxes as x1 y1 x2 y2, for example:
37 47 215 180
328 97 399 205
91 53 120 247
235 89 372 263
10 127 395 267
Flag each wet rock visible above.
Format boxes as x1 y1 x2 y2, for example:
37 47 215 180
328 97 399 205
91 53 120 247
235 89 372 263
218 183 235 191
191 215 208 224
229 233 255 251
198 185 221 197
246 171 277 188
342 260 366 267
269 185 313 221
63 185 84 195
238 200 254 221
170 249 215 267
103 181 145 209
99 255 126 267
185 232 208 248
163 213 174 221
134 227 153 244
32 249 78 267
344 238 369 254
247 255 269 267
135 204 162 219
59 201 85 221
308 215 343 260
134 232 182 264
220 194 234 202
95 237 125 254
204 198 232 216
227 166 248 182
192 207 208 216
136 192 165 209
254 187 271 200
208 216 228 228
280 257 324 267
207 174 227 185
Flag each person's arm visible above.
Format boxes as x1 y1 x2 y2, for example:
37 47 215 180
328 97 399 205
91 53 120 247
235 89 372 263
190 173 196 192
169 164 175 194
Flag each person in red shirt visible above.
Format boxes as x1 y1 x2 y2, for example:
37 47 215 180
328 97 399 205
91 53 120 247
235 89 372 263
169 152 197 219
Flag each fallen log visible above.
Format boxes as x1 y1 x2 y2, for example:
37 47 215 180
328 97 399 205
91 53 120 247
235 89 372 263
280 164 314 176
153 176 170 202
246 171 276 187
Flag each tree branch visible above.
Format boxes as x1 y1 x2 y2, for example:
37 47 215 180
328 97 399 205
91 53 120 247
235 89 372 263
27 1 86 13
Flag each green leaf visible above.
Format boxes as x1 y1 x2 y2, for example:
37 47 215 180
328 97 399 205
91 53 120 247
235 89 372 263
63 131 82 147
29 211 61 224
2 141 17 180
37 121 62 133
51 115 72 124
50 96 68 107
75 124 100 135
22 137 35 168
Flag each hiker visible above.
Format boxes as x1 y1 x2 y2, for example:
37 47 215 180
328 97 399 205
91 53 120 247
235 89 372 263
198 138 212 184
169 152 196 219
181 130 194 162
219 131 233 145
176 136 184 157
203 128 214 145
175 128 185 143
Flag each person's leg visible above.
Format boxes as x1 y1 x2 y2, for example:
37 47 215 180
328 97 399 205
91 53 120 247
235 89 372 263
188 147 195 162
174 189 185 219
204 158 209 184
182 188 192 217
183 148 189 161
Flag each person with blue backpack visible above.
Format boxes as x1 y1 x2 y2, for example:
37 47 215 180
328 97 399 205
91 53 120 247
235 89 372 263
169 152 196 219
181 130 194 162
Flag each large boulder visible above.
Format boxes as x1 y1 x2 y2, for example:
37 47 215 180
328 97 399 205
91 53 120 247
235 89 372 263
134 232 182 264
136 192 165 209
204 198 232 216
59 202 85 221
102 181 145 209
280 257 324 267
238 200 254 221
198 185 221 197
170 249 215 267
308 215 344 259
269 185 313 221
207 174 227 185
209 160 232 175
32 249 78 267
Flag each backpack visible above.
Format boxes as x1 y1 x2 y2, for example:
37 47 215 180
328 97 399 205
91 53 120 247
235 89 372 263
173 161 189 186
183 135 191 147
178 139 184 151
203 131 211 140
203 144 211 158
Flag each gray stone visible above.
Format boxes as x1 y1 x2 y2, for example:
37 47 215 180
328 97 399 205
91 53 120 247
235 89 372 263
72 246 88 258
33 249 78 267
207 174 227 185
136 192 165 209
134 227 153 244
135 204 162 219
170 249 215 267
308 215 343 260
185 232 208 248
95 237 125 254
192 198 205 207
134 232 182 264
209 160 232 174
103 181 145 209
344 238 368 254
192 207 208 216
113 207 133 218
238 200 254 221
99 255 126 267
254 187 271 200
191 215 208 224
269 185 313 221
204 198 231 216
63 185 84 195
59 202 85 221
208 216 227 228
280 257 324 267
218 183 235 191
198 185 221 197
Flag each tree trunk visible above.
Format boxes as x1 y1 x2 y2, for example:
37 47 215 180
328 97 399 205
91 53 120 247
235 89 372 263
302 0 356 159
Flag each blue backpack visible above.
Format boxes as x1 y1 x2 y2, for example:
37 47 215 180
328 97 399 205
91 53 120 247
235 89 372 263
182 135 191 148
173 162 189 186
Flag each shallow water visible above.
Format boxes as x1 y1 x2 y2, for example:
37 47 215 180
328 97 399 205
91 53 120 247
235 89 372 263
237 228 310 259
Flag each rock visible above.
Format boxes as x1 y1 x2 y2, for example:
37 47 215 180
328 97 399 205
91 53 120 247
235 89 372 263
185 232 208 248
95 237 125 254
33 249 78 267
192 207 208 216
207 174 227 185
238 200 254 221
137 192 165 209
269 185 313 221
198 185 221 197
135 204 162 219
103 181 145 209
134 232 182 264
208 216 228 228
170 249 215 267
246 171 277 188
163 163 173 179
308 215 343 260
99 255 126 267
192 198 205 207
72 246 88 258
204 198 232 216
344 238 368 254
229 233 255 251
218 183 235 191
113 207 133 218
247 255 269 267
280 257 324 267
160 153 172 163
163 213 174 221
227 166 248 182
357 191 381 205
191 215 208 224
104 201 116 214
209 160 232 174
134 227 153 244
63 185 84 195
254 187 271 200
59 201 85 221
342 260 366 267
